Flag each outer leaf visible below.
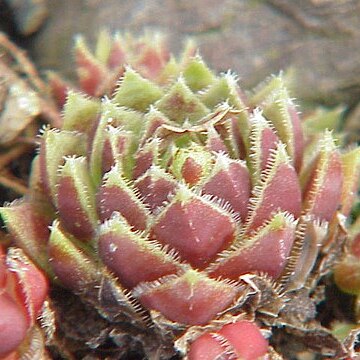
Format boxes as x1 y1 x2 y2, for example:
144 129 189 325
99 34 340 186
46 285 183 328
134 269 238 325
188 321 269 360
132 138 160 180
5 248 48 324
0 292 28 358
90 100 143 183
261 88 304 171
39 128 86 201
57 157 98 241
98 213 181 288
340 147 360 216
302 131 343 222
48 220 99 291
0 201 53 272
208 212 297 279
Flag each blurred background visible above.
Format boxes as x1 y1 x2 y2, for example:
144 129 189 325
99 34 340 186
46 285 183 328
1 0 359 109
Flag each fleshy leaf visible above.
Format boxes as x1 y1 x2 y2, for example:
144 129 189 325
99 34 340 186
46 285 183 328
0 247 6 288
155 77 209 124
201 153 250 221
134 166 178 212
74 35 107 96
171 143 213 186
183 55 215 92
107 33 126 69
39 128 86 201
98 213 181 288
248 74 284 107
112 68 163 112
200 72 246 111
284 217 328 291
97 163 149 231
245 142 302 233
302 132 343 222
48 220 99 291
208 212 297 279
261 88 304 171
248 110 279 182
150 186 237 269
303 106 344 134
90 100 143 183
134 269 238 325
205 125 229 154
0 292 28 358
5 248 48 323
132 138 160 180
0 201 52 272
227 115 248 159
140 107 171 145
95 29 112 65
133 33 169 80
200 73 249 148
188 321 269 360
62 91 100 132
340 147 360 216
47 71 73 108
57 157 98 241
101 125 132 174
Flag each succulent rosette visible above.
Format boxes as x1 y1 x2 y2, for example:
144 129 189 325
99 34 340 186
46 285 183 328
1 33 360 359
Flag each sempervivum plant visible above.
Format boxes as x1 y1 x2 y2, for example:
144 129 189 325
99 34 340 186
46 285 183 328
1 33 360 359
0 245 49 359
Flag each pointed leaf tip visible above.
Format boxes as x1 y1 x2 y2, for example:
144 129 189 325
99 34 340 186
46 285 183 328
97 164 149 231
63 91 100 132
156 77 209 124
75 36 106 96
113 68 163 112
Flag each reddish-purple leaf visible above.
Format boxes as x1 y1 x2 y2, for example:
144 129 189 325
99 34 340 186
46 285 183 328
201 154 250 221
245 143 301 234
208 212 297 279
98 214 181 288
134 166 178 212
150 187 236 269
97 164 149 231
134 269 238 325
